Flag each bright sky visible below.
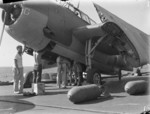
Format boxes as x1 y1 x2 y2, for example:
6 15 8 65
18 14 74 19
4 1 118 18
0 0 149 67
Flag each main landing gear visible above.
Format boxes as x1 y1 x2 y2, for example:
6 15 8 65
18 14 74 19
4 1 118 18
86 69 102 85
85 34 107 85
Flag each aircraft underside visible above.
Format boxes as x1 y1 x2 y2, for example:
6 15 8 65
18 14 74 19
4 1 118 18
39 23 137 77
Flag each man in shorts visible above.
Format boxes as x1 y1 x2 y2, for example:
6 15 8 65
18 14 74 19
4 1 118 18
33 51 42 83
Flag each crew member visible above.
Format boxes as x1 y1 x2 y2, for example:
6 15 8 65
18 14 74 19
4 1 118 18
56 56 70 88
133 67 142 76
33 51 42 83
62 58 70 88
61 59 68 88
72 61 83 86
67 61 73 86
56 56 63 88
13 44 26 94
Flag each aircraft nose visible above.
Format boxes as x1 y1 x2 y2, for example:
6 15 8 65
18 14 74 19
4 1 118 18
0 3 22 25
2 1 51 50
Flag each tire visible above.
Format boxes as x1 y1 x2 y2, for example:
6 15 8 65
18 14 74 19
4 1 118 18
23 71 33 88
86 69 102 85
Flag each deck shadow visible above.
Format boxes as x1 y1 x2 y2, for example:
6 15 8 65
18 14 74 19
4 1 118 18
45 91 68 95
0 95 35 113
104 76 149 94
74 95 126 105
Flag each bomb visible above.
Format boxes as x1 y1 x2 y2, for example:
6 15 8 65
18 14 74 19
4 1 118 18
124 80 149 95
67 84 104 103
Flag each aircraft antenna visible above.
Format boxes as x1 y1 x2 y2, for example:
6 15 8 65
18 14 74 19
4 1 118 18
76 0 80 9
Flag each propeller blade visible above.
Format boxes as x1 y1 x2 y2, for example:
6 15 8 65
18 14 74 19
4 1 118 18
0 11 6 46
0 4 9 11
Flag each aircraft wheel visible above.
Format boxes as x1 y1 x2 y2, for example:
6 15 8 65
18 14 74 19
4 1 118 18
23 71 33 88
86 69 102 85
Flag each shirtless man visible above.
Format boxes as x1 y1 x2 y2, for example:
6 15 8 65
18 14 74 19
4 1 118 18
33 51 42 83
72 61 83 86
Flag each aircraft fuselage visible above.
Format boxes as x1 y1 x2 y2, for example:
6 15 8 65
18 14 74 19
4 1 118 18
2 0 149 74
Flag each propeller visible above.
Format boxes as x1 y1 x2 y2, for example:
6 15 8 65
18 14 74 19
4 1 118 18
0 3 22 46
0 4 10 46
0 11 6 46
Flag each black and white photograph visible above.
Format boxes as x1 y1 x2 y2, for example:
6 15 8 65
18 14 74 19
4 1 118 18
0 0 150 113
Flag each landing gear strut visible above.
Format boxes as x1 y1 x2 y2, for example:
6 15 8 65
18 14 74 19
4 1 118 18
85 34 107 85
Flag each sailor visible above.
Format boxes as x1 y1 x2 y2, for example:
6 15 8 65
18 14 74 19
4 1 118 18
135 67 142 76
132 67 142 76
13 44 26 94
72 61 83 86
56 56 70 88
56 56 63 88
62 57 70 88
67 61 73 86
33 51 42 83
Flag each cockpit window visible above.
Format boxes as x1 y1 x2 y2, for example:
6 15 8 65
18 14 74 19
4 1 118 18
56 1 96 25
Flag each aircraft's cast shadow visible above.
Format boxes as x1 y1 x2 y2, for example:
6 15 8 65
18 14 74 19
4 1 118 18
45 85 72 91
0 95 35 113
76 95 126 105
44 91 68 95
